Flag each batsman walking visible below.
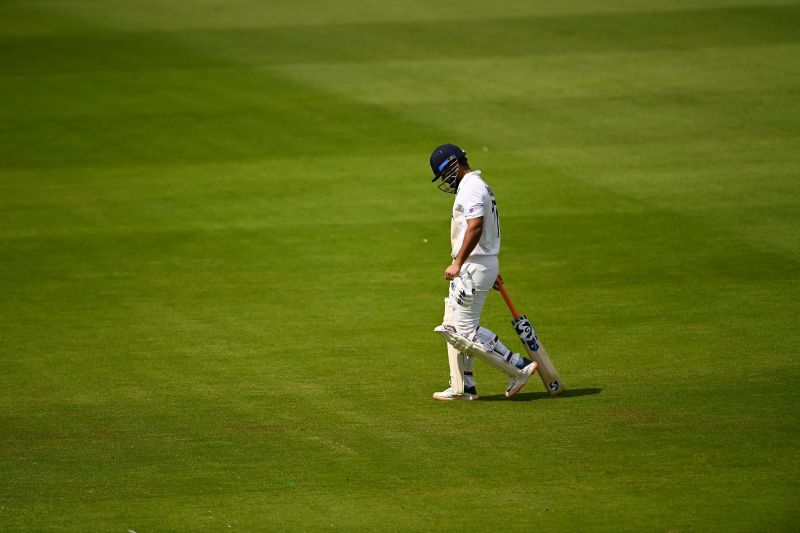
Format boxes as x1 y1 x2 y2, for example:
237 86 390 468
428 144 537 400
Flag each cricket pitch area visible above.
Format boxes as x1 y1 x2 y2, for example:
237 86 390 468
1 1 798 530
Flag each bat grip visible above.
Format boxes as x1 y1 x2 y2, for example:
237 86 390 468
496 279 522 318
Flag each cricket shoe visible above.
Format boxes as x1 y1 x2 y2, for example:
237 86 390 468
433 386 479 401
505 358 538 398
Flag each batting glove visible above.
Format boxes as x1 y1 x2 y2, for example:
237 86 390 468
449 274 475 307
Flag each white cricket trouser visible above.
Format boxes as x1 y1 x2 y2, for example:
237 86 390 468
453 255 499 335
443 254 521 389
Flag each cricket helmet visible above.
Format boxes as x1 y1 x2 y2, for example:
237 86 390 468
429 143 467 194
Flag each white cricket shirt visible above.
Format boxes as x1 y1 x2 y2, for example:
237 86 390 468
451 170 501 258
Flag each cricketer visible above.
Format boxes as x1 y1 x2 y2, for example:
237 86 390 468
429 144 538 400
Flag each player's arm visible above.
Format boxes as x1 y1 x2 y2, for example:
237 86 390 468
445 216 483 280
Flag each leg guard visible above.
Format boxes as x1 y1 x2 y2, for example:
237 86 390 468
472 326 538 396
447 345 465 395
442 298 465 394
434 324 524 379
474 327 525 369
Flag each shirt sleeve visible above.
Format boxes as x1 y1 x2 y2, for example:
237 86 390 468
462 183 485 219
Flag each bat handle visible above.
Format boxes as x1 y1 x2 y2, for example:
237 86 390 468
495 277 522 318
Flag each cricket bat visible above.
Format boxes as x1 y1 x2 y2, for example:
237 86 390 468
495 277 565 396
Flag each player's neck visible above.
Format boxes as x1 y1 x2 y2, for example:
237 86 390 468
456 166 473 187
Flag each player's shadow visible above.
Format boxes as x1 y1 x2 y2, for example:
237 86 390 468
480 387 602 401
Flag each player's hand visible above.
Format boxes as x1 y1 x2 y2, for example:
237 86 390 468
444 262 462 280
492 275 504 290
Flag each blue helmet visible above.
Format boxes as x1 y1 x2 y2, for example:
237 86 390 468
429 143 467 194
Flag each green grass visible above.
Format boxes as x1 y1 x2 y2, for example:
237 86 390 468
1 1 799 531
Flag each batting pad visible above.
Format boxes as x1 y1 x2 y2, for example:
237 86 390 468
442 298 465 394
434 325 523 379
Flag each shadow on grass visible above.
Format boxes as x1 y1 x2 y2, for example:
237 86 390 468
479 387 602 402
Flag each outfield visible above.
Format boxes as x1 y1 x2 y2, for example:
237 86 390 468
1 1 799 531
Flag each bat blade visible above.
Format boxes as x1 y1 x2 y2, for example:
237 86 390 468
511 314 565 396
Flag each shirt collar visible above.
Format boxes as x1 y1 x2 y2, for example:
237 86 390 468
458 170 481 189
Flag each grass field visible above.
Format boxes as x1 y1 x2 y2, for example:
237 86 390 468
2 1 799 531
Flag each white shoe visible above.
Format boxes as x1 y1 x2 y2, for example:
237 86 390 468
432 387 459 401
433 385 480 401
505 361 538 397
